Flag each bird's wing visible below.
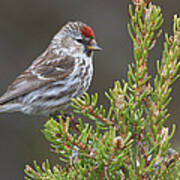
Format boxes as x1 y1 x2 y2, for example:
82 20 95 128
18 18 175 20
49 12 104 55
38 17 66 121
0 55 75 105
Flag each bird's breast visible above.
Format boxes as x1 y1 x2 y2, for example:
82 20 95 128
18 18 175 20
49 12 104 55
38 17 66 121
73 56 93 96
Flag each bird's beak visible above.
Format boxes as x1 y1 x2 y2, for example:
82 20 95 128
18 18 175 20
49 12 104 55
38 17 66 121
87 39 102 51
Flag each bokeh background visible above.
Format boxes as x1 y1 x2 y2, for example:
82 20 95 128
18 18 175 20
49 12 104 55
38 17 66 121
0 0 179 179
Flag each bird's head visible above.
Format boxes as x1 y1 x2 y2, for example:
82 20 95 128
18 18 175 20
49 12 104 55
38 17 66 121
52 21 102 57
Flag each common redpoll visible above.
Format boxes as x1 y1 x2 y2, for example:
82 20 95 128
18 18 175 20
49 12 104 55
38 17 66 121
0 21 101 116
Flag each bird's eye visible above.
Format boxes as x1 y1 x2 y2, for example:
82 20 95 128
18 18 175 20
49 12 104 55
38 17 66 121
76 39 83 43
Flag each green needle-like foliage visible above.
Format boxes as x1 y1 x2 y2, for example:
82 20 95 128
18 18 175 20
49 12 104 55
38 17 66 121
25 0 180 179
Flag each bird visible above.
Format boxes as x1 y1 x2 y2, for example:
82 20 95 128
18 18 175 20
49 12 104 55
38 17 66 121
0 21 101 116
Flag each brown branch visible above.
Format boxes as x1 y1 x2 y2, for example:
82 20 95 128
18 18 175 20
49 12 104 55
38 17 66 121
81 105 113 126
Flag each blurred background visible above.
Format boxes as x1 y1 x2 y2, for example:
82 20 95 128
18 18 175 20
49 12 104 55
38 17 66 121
0 0 179 179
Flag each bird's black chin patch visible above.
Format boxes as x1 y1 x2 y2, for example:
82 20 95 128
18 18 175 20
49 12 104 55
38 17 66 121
84 49 92 57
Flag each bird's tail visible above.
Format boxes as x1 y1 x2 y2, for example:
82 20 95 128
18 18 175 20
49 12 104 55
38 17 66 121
0 103 21 113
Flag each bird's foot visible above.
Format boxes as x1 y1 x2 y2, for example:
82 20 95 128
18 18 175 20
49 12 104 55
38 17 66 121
49 111 79 129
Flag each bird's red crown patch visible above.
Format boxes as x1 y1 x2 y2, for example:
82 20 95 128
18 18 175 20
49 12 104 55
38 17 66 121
80 25 95 38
